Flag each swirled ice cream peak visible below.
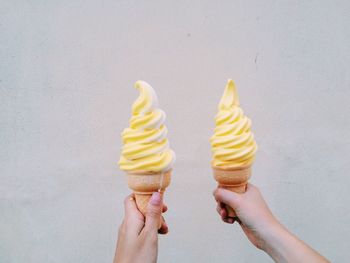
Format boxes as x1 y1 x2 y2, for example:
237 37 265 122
210 79 257 168
119 81 175 172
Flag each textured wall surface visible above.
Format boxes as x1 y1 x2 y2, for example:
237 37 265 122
1 1 350 262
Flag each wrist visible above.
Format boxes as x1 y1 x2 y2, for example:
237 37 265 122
259 221 330 263
258 219 288 256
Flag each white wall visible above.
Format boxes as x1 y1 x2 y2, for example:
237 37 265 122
1 1 350 262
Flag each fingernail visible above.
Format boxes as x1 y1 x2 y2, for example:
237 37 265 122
150 192 161 205
228 218 234 224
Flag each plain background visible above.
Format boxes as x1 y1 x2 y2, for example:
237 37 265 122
1 1 350 262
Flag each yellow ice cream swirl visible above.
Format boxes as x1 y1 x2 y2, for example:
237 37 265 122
118 81 175 172
210 79 257 168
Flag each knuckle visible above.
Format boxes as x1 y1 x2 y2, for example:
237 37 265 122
147 207 161 218
214 192 221 201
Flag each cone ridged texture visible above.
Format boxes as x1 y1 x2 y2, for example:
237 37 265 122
127 170 172 216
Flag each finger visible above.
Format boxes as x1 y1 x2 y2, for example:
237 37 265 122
123 194 145 234
216 204 225 216
162 203 168 213
220 206 227 218
220 202 233 220
213 189 219 203
219 201 226 209
216 203 233 223
124 194 144 220
158 225 168 234
235 216 242 225
220 208 235 224
124 194 137 215
214 188 241 211
216 202 229 218
216 205 221 215
144 192 163 232
158 216 169 235
223 217 235 224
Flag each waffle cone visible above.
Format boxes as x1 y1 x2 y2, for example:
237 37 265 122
212 165 251 217
127 169 172 216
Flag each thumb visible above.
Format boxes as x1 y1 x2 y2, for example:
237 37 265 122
144 192 163 231
214 188 242 210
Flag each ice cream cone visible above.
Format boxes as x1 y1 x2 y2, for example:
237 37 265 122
119 81 175 230
212 165 251 217
127 169 172 215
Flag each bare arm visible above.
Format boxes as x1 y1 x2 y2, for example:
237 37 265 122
214 184 329 263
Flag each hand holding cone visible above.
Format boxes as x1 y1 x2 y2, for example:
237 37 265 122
118 81 175 217
210 79 257 217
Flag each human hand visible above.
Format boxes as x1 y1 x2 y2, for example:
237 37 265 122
214 183 278 250
214 184 329 262
114 192 168 263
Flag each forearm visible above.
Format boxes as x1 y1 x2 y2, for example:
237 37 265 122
261 223 329 263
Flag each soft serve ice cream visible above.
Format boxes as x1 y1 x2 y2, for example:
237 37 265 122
119 81 175 172
210 79 257 168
